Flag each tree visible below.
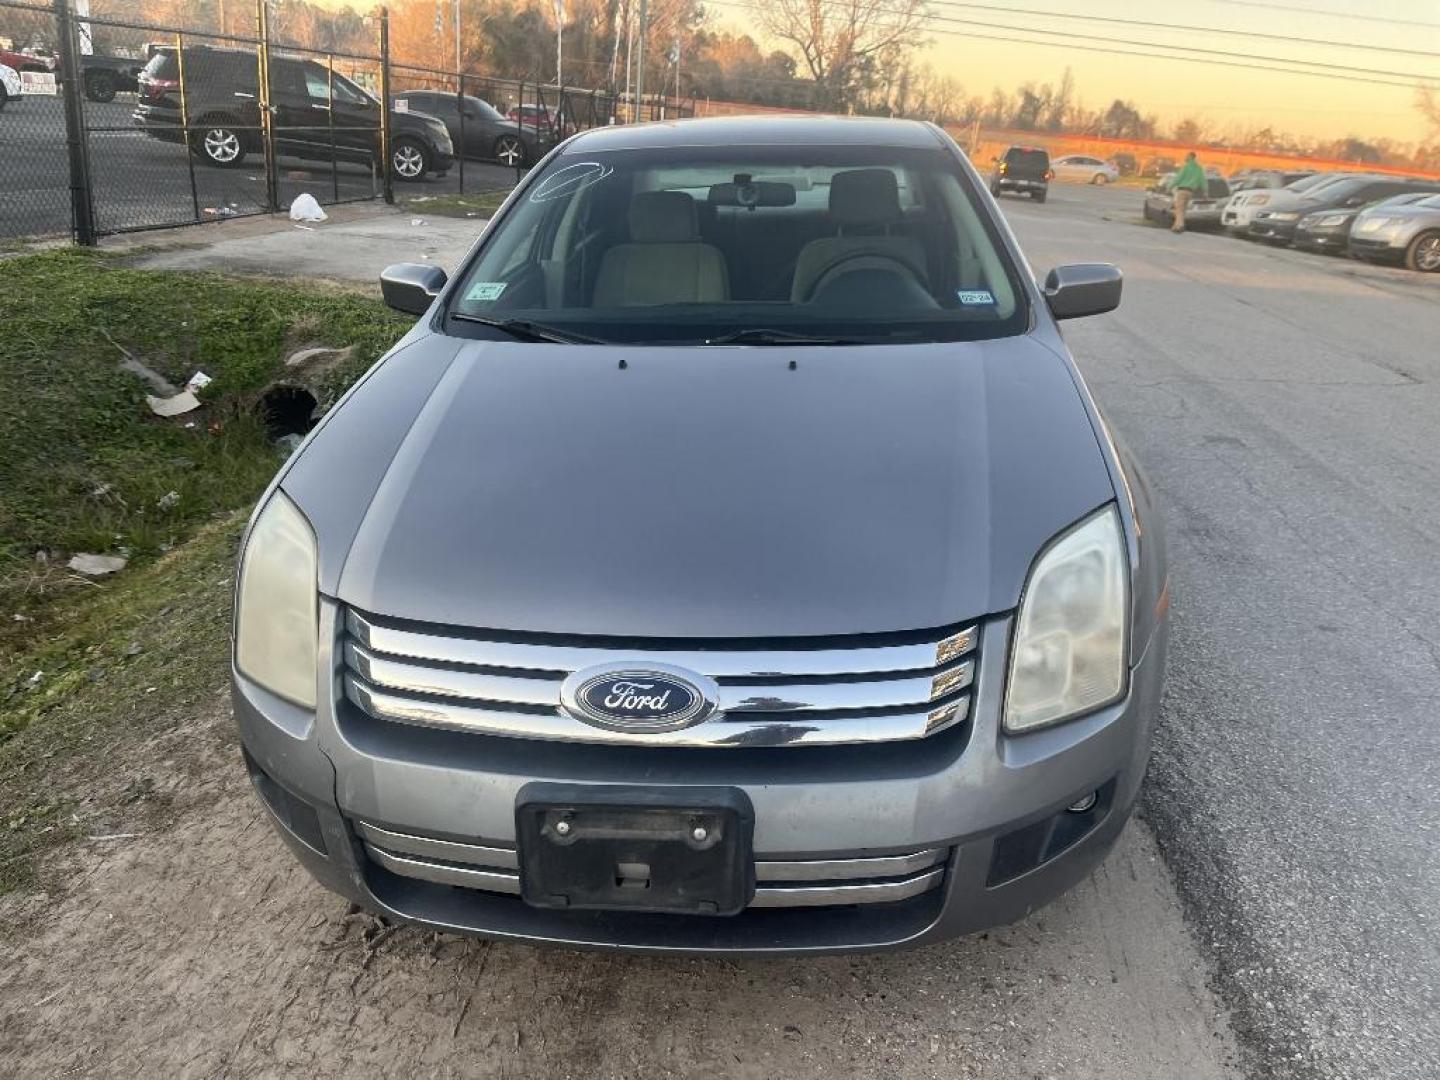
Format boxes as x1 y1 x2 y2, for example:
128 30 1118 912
756 0 931 111
1097 98 1153 139
1172 116 1205 145
1418 86 1440 140
1042 67 1072 131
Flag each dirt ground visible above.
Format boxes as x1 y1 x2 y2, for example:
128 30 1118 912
0 690 1239 1080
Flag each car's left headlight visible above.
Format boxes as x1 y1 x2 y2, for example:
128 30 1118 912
1312 214 1348 228
235 490 318 708
1004 505 1128 734
1270 211 1301 221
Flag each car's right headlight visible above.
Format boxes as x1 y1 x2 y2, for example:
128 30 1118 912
1004 505 1128 734
235 490 318 708
1250 194 1269 206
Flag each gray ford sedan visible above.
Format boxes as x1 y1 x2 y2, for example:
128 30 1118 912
232 116 1168 954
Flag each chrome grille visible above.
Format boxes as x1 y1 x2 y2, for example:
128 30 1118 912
342 609 977 749
356 821 948 908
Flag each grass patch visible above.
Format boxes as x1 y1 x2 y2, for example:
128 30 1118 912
0 514 242 894
0 248 410 663
403 188 512 218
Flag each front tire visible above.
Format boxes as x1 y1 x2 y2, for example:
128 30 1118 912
192 117 246 168
0 85 8 112
84 70 117 103
1092 172 1108 185
493 133 526 168
1031 189 1047 203
390 136 431 182
1404 229 1440 272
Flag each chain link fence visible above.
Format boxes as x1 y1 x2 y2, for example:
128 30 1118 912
1 0 72 239
1 0 695 244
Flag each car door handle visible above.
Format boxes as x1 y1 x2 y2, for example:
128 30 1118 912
312 102 330 110
233 91 255 99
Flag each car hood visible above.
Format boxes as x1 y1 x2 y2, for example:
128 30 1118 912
1359 203 1440 223
283 333 1116 638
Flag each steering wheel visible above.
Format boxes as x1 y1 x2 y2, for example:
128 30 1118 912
802 252 929 304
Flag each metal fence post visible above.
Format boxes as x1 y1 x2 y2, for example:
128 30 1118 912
255 0 279 212
53 0 96 245
378 8 393 205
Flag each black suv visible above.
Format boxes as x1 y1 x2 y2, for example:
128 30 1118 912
134 46 454 181
989 145 1052 202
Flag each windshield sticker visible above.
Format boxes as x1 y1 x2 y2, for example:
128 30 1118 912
464 281 507 302
529 161 614 203
957 290 996 306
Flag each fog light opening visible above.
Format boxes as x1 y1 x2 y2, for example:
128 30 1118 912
1066 791 1099 814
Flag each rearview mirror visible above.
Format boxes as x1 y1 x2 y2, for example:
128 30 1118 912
381 262 447 315
1043 264 1122 320
707 179 796 208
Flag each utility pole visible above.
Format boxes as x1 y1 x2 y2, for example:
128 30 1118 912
553 0 563 85
634 0 646 122
454 0 460 73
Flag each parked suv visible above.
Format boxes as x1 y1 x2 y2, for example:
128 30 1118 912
394 90 552 167
233 116 1167 954
989 145 1051 201
134 46 453 180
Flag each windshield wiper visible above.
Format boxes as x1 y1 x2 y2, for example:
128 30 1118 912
703 328 870 346
449 311 606 344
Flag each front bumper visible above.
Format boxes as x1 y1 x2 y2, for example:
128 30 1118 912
1248 217 1299 242
1346 235 1406 263
235 608 1165 955
1291 224 1351 252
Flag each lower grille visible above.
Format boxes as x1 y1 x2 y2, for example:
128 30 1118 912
341 609 978 749
356 822 948 909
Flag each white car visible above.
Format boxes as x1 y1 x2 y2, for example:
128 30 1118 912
0 63 21 111
1051 154 1119 185
1221 172 1359 234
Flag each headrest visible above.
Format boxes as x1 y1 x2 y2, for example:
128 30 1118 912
829 168 902 227
628 191 700 243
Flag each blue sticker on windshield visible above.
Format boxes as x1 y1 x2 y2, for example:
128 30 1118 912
957 290 995 305
465 281 507 302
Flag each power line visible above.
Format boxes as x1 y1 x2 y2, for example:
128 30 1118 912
926 0 1440 59
704 0 1433 90
1195 0 1440 30
910 6 1440 82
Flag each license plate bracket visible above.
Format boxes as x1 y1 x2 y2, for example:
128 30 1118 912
516 784 755 915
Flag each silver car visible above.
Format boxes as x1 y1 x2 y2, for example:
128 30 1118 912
1051 154 1119 185
232 116 1167 954
1348 192 1440 271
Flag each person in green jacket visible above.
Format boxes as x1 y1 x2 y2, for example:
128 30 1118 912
1171 151 1207 234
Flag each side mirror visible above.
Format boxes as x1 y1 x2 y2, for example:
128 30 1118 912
1043 264 1122 321
380 262 447 315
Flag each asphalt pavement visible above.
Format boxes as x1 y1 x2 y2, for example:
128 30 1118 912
0 94 518 239
998 181 1440 1080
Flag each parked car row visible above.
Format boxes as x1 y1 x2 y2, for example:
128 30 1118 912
1131 163 1440 272
1224 171 1440 272
0 43 146 102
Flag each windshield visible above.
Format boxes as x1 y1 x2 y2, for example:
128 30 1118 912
1287 173 1339 193
471 96 505 121
446 144 1027 345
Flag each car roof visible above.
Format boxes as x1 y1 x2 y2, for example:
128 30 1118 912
561 115 946 154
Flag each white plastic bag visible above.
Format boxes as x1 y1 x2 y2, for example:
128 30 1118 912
289 194 328 223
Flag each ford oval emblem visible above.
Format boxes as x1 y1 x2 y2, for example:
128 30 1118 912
560 663 719 733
